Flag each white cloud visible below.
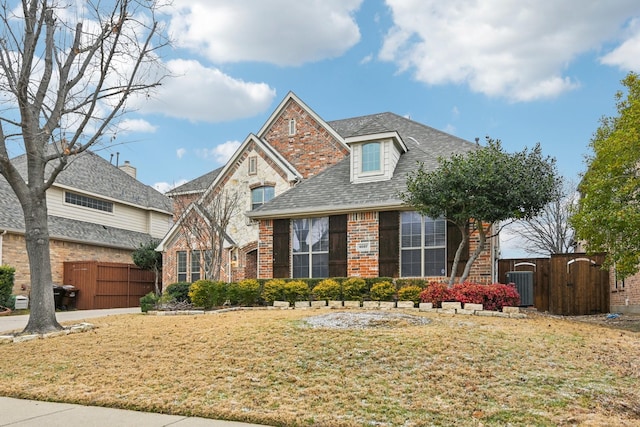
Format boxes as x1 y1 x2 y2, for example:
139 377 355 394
168 0 362 66
134 59 276 122
176 148 186 159
380 0 640 101
600 18 640 70
153 179 188 194
195 140 242 164
116 119 157 134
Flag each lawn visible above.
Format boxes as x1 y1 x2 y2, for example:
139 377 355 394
0 309 639 426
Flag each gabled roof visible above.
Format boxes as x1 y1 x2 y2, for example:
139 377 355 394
247 112 478 219
157 133 299 251
256 91 350 152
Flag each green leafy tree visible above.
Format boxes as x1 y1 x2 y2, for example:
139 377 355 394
0 1 167 334
132 240 163 296
403 139 558 286
571 72 640 279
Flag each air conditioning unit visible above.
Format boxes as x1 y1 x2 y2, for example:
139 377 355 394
506 271 534 307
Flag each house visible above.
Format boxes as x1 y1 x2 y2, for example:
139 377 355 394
0 148 174 295
158 92 497 285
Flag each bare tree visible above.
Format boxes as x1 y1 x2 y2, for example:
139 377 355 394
172 189 241 282
512 178 576 256
0 1 167 334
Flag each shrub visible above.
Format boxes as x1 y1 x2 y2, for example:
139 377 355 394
395 278 427 289
397 285 422 304
262 279 286 303
140 292 159 313
448 282 521 311
0 265 15 308
165 282 191 303
370 281 396 301
419 282 452 308
284 280 310 305
342 277 367 301
235 279 262 306
312 279 341 301
189 280 227 309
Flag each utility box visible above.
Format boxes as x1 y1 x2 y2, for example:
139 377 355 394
506 271 534 306
14 295 29 310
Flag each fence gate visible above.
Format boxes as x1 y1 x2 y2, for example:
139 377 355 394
549 253 609 316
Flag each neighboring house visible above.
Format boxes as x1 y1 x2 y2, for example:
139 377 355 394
0 148 174 295
159 92 497 285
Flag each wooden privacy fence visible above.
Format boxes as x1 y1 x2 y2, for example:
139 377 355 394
498 253 610 316
63 261 157 310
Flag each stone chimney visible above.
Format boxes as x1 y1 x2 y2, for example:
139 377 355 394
119 160 137 179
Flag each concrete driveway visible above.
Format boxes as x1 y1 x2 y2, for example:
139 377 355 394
0 307 141 334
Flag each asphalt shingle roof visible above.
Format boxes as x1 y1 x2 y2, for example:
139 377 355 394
249 112 478 218
166 166 223 196
0 148 172 249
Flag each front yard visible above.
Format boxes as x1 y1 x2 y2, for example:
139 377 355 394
0 309 638 426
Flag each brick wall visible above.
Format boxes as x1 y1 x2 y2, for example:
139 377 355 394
262 99 349 179
3 232 134 296
347 212 379 277
610 269 640 314
258 220 273 279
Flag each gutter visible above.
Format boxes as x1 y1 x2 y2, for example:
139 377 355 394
246 200 406 220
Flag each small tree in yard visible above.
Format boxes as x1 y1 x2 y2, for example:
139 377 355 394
0 1 167 334
571 72 640 279
132 240 162 296
403 138 558 286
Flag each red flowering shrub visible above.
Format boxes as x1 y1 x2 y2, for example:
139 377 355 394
450 282 520 311
419 282 452 308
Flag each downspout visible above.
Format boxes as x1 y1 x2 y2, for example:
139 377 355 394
0 229 6 265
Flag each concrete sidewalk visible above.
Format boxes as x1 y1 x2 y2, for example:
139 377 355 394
0 307 142 334
0 396 268 426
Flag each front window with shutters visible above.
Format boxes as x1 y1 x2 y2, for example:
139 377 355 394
400 211 446 277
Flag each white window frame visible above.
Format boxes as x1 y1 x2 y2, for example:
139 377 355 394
400 212 447 277
248 156 257 175
288 118 296 136
190 250 201 282
177 251 187 282
251 185 275 210
361 141 382 174
292 217 329 278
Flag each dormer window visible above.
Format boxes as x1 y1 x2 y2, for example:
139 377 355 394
361 142 381 173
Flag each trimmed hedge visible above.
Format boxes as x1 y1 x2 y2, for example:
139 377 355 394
419 281 521 311
0 265 15 309
165 282 191 303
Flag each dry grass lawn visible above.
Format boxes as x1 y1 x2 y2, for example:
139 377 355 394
0 309 639 426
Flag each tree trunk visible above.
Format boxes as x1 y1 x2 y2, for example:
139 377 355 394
22 194 61 334
448 222 469 287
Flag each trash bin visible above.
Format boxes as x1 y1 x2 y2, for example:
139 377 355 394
62 285 78 310
52 284 64 309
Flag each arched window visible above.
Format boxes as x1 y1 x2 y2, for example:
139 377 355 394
362 142 381 172
251 186 275 210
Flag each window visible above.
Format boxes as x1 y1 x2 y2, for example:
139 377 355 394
251 186 275 210
248 156 257 175
292 217 329 278
361 142 381 173
65 191 113 213
177 251 187 282
400 212 446 277
203 250 213 279
289 118 296 136
191 250 201 282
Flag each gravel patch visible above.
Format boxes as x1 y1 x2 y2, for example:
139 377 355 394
302 311 432 329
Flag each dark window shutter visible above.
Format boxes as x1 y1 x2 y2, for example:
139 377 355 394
447 221 469 277
272 219 290 278
379 211 399 278
329 215 347 277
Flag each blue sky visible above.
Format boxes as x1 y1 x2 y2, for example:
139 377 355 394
94 0 639 255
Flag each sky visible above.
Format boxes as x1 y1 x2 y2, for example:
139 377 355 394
29 1 640 257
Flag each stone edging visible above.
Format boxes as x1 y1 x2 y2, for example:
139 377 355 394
146 303 527 319
0 322 95 344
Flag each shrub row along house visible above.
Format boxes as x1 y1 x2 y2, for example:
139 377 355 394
0 147 174 295
158 93 498 285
